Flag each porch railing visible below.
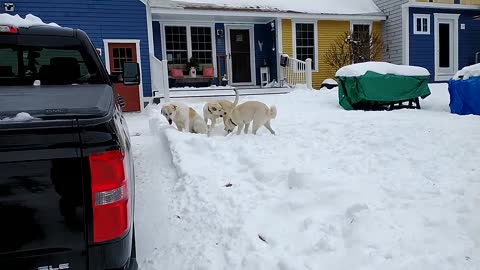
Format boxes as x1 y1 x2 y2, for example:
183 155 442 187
280 54 313 89
150 56 170 102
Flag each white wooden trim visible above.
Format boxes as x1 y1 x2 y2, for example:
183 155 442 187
413 14 431 35
350 21 373 34
159 22 217 77
434 13 459 81
276 17 282 83
292 20 319 72
405 1 480 11
225 24 256 86
402 3 409 65
103 39 144 111
150 8 387 21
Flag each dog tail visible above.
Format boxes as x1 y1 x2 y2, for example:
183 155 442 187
269 105 277 119
232 88 240 107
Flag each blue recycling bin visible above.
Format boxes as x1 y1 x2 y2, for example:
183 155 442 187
448 76 480 115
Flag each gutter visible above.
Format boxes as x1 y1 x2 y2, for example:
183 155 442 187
150 7 387 21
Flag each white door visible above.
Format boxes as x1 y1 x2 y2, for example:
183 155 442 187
225 25 256 86
434 14 459 81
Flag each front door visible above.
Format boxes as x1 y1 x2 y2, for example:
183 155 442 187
435 16 458 80
108 43 141 112
227 28 254 85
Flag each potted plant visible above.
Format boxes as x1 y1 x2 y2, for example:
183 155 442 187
185 58 200 78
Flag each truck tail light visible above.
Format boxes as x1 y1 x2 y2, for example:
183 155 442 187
89 150 130 243
0 26 18 34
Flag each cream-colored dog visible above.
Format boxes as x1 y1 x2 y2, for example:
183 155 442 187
224 101 277 135
203 88 239 131
161 102 207 134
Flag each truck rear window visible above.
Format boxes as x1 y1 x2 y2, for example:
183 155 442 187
0 39 103 86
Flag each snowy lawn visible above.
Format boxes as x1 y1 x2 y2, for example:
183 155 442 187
128 84 480 270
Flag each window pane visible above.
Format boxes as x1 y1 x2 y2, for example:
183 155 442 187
423 18 428 32
191 26 213 64
295 23 316 69
417 18 422 32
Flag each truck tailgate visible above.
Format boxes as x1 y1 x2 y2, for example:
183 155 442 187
0 123 87 270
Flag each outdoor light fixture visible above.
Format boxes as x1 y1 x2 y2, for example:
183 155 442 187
4 2 15 12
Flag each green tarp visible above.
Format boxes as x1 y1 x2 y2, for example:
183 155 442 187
336 71 431 110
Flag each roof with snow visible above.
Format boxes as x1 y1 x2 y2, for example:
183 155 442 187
151 0 384 16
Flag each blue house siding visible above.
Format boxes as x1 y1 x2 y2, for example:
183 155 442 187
409 7 480 81
8 0 152 97
215 23 226 81
255 22 278 85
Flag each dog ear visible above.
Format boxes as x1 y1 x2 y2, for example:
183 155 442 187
173 105 177 110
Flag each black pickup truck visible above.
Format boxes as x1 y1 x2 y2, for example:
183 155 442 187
0 24 139 270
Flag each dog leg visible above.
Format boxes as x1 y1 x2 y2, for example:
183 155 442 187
244 122 250 134
252 121 262 135
264 120 276 135
210 116 217 130
236 122 244 135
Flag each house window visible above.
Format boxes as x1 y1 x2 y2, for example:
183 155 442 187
351 23 371 63
191 27 213 64
165 26 188 64
112 47 133 73
164 25 213 65
414 14 430 35
294 23 316 70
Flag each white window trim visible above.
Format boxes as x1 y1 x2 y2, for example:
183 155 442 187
292 20 319 72
413 14 431 35
350 21 372 34
159 22 217 76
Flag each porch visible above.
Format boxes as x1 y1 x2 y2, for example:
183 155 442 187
148 12 314 102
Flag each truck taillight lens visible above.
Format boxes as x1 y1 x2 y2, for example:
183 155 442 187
89 150 129 243
0 26 18 34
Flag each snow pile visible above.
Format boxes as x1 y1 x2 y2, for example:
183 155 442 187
0 13 60 28
157 0 382 15
453 63 480 80
336 62 430 77
0 112 38 122
141 84 480 270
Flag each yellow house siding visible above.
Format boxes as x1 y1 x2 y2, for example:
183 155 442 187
461 0 480 5
315 20 350 88
281 19 384 89
372 21 383 61
281 19 293 56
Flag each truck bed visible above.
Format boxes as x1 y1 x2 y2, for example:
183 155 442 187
0 85 115 128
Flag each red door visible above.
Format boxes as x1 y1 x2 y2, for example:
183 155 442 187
108 43 141 112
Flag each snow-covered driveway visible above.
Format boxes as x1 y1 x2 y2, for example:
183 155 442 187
127 84 480 270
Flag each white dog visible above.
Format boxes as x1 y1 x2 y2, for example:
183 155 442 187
203 88 239 131
224 101 277 135
161 102 207 134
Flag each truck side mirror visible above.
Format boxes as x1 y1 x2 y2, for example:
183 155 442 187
123 62 140 85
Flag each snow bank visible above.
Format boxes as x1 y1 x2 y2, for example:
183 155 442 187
336 62 430 77
161 0 382 15
453 63 480 80
143 84 480 270
0 112 38 122
0 13 60 28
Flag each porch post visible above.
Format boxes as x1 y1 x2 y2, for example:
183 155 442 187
306 58 313 89
162 60 170 102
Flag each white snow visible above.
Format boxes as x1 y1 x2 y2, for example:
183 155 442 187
322 78 338 85
0 13 60 28
0 112 38 122
336 62 430 77
454 63 480 80
156 0 382 15
130 83 480 270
